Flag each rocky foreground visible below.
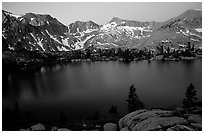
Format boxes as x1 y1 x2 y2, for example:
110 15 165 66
19 107 202 131
117 108 202 131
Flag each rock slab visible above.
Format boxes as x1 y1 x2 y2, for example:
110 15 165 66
103 123 118 131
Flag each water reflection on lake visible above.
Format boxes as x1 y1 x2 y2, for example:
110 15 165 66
2 60 202 122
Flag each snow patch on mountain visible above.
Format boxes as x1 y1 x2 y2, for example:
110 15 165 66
191 38 199 41
56 45 67 51
84 28 98 33
195 28 202 33
47 21 50 25
19 17 24 21
110 43 119 47
2 30 6 39
45 30 62 44
189 32 202 38
194 9 202 11
41 31 45 36
180 30 189 36
162 40 170 43
30 33 45 51
118 26 136 36
179 44 186 47
74 35 95 50
37 39 45 51
62 38 69 46
8 45 15 50
101 22 117 31
30 33 38 42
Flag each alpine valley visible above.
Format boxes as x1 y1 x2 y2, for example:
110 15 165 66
2 9 202 52
2 7 203 131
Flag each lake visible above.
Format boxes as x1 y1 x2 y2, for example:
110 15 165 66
2 60 202 125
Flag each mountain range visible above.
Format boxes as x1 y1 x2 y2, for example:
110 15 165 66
2 9 202 52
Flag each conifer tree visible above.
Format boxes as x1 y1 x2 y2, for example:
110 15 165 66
183 83 198 108
126 85 144 113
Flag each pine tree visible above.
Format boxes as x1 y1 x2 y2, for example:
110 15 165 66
167 47 170 54
148 50 151 59
187 41 191 50
183 83 198 108
117 48 123 57
86 48 91 59
160 45 164 54
191 44 195 51
126 85 144 113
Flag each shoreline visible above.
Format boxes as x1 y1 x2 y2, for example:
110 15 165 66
2 50 202 73
3 106 201 131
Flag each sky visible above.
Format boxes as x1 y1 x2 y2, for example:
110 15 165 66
2 2 202 25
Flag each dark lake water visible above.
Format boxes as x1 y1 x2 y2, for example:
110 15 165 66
2 60 202 123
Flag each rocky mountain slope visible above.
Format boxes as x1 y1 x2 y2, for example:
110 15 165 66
2 9 202 52
144 9 202 49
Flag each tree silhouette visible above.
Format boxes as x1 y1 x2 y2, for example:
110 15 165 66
123 49 131 61
187 41 191 51
183 83 198 108
156 45 164 55
86 49 91 59
191 44 195 51
167 47 170 54
148 50 151 59
117 48 123 57
126 85 144 113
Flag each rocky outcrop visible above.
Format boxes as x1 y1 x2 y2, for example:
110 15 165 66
117 108 202 131
103 123 118 131
57 128 71 131
20 124 71 131
19 108 202 131
167 125 194 131
30 123 45 131
120 127 130 131
188 115 202 123
51 126 58 131
118 109 148 129
131 116 188 131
